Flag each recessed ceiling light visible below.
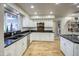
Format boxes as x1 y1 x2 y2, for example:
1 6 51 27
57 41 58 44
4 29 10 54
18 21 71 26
50 11 53 14
77 5 79 8
34 12 37 15
31 5 34 8
74 3 78 4
56 3 60 5
65 17 72 20
4 4 7 7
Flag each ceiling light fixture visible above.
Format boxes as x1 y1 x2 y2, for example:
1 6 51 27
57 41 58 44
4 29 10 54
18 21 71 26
56 3 60 5
31 5 34 8
74 3 78 4
4 4 7 7
50 11 53 14
77 5 79 8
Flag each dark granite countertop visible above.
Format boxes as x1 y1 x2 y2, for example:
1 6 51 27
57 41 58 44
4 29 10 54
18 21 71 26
60 34 79 44
30 30 53 33
4 32 30 48
4 30 53 48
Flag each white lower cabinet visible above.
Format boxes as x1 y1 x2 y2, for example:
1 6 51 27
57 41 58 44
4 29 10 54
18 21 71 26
15 39 23 56
4 36 27 56
30 32 54 43
60 36 79 56
4 42 16 56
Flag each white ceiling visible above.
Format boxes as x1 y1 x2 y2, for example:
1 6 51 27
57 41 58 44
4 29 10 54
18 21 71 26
16 3 79 18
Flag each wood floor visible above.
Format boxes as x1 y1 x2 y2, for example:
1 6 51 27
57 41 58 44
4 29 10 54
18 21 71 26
23 40 63 56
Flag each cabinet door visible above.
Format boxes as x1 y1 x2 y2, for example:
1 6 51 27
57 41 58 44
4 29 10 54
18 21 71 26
27 35 30 48
22 36 27 51
4 43 16 56
15 39 23 56
16 37 27 56
77 44 79 56
60 36 74 56
49 33 54 41
38 33 45 41
30 33 40 42
44 33 50 41
65 39 73 56
60 37 66 54
74 44 79 56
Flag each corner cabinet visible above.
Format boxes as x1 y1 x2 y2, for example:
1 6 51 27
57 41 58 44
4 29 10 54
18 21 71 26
60 36 79 56
4 36 27 56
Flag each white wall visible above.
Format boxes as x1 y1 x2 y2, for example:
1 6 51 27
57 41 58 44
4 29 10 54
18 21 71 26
0 4 4 56
60 18 70 34
60 17 79 34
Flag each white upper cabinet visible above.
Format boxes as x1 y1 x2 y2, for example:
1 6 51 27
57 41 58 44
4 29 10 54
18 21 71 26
22 15 31 27
22 17 53 27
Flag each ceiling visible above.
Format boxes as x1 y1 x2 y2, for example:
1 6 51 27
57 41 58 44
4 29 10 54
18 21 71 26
16 3 79 18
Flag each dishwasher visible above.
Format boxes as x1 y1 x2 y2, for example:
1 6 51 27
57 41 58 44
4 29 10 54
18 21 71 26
27 34 30 48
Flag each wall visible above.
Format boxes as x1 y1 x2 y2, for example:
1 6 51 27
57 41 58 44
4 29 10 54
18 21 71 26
0 4 4 56
60 17 79 34
60 18 70 34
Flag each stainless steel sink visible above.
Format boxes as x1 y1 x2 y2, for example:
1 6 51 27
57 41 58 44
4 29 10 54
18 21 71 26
8 34 24 39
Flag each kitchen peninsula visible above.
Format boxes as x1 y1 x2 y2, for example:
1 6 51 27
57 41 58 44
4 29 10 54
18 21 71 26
60 35 79 56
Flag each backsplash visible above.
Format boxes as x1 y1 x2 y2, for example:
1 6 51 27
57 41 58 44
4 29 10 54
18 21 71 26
4 30 21 38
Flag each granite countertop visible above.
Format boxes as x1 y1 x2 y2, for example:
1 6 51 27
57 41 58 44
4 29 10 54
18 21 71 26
30 30 53 33
4 32 30 48
60 35 79 44
4 30 54 48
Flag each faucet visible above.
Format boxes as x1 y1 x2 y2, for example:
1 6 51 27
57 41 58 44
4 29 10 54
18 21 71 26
11 31 16 36
11 32 14 36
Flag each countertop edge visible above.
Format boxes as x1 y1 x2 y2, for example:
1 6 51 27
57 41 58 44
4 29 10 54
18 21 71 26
60 35 79 44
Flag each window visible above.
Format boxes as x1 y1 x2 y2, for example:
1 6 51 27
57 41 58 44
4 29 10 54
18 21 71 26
4 11 19 33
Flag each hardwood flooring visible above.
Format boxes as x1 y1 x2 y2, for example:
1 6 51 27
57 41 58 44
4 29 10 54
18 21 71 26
23 40 64 56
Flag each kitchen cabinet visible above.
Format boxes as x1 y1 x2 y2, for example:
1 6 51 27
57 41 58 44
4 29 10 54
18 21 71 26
30 32 54 43
4 35 28 56
4 42 16 56
60 36 79 56
15 36 27 56
60 37 73 56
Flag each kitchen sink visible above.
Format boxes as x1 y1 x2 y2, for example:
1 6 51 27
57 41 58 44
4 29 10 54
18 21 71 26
8 34 24 39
